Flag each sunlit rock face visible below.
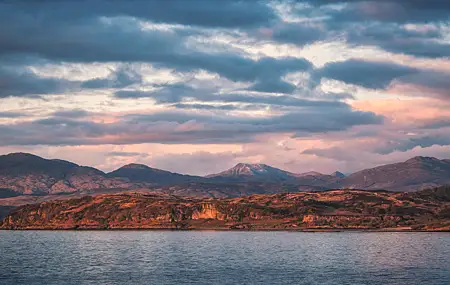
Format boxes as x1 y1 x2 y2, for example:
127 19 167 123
2 187 450 231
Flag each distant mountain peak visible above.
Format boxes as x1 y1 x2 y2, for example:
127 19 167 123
331 171 346 178
108 162 201 184
296 171 324 177
230 163 273 174
2 153 79 167
206 163 298 181
235 162 268 168
120 163 151 170
3 152 43 159
406 156 441 163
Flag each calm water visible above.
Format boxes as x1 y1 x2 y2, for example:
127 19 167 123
0 231 449 285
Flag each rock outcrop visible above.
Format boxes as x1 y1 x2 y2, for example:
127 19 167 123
2 186 450 231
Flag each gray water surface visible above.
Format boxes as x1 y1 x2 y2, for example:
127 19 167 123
1 231 449 284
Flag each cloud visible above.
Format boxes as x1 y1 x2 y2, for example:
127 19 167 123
249 78 297 94
302 146 354 161
288 1 450 58
0 66 79 98
313 59 417 89
107 151 149 158
114 83 196 103
0 104 383 146
81 66 142 89
0 112 26 118
269 22 326 46
0 2 310 94
50 109 90 118
115 81 350 108
345 23 450 58
3 1 277 29
303 0 450 23
373 133 450 154
1 0 449 175
313 59 450 98
172 103 248 111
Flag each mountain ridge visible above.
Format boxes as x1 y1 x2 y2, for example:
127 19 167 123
336 156 450 192
1 153 450 197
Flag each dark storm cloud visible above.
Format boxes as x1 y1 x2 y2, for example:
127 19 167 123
50 109 91 118
312 59 417 89
0 1 276 29
0 112 25 118
0 104 383 146
344 23 450 58
313 58 450 97
81 67 142 89
114 81 352 108
286 1 450 58
421 119 450 130
249 79 297 94
270 23 325 46
0 3 310 94
374 135 450 154
301 0 450 23
0 66 78 98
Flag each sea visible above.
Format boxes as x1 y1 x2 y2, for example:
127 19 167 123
0 231 449 284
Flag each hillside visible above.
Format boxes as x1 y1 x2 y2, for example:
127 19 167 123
207 163 340 185
108 163 203 184
2 187 450 231
0 153 136 195
2 153 450 198
337 156 450 192
206 163 297 182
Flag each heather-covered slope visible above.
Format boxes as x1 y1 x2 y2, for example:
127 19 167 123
3 153 450 197
108 163 204 184
0 153 135 194
2 187 450 231
337 156 450 192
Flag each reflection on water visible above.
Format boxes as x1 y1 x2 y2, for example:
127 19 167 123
1 231 449 285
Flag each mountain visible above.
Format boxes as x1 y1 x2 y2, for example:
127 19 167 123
3 187 450 231
337 156 450 192
206 163 342 187
206 163 298 182
0 153 134 195
331 171 346 178
2 152 450 198
108 163 203 185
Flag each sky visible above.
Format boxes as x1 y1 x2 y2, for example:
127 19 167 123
1 0 450 175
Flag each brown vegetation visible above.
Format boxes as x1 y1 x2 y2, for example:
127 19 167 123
2 187 450 231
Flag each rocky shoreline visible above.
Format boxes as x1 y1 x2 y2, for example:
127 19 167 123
2 187 450 231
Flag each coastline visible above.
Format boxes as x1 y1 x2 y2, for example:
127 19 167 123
2 189 449 232
1 227 449 232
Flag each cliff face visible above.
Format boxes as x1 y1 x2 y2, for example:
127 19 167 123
2 187 450 231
